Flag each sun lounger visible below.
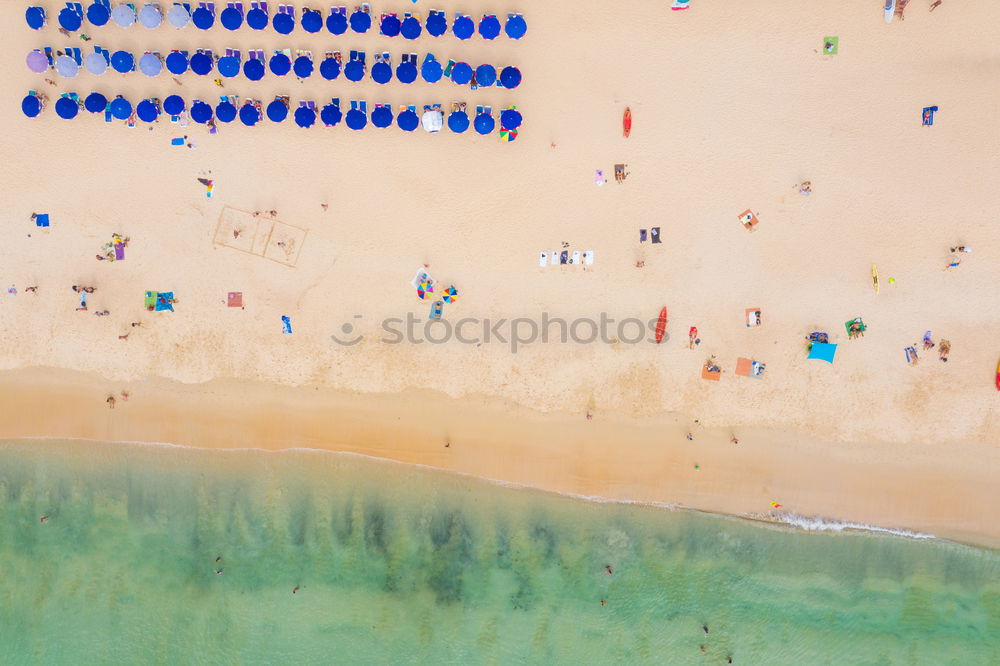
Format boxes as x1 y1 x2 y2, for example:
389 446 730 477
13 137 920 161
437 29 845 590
559 251 568 265
570 250 580 265
539 251 547 267
904 346 918 365
650 227 661 243
639 229 647 242
583 251 594 265
549 251 558 266
746 308 761 327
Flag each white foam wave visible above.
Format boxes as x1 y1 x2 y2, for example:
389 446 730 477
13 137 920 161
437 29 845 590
747 511 936 540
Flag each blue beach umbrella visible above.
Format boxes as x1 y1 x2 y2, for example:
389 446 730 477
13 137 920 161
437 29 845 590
215 100 237 122
273 11 293 34
397 108 419 132
301 9 322 32
22 94 43 117
112 3 136 27
84 51 108 75
192 6 214 29
326 10 347 34
136 100 158 122
421 58 442 83
218 55 239 78
244 57 265 80
505 14 526 39
293 55 313 78
26 6 46 30
400 15 421 39
166 51 189 74
294 106 316 128
269 52 291 76
320 57 341 80
247 6 267 29
321 103 341 126
500 66 521 89
426 12 446 37
474 112 495 135
345 108 366 130
239 103 260 126
267 99 288 122
189 100 212 123
111 50 134 73
109 97 132 119
167 3 190 27
163 94 184 115
479 15 501 40
85 92 108 113
451 62 472 85
139 53 162 77
396 61 417 84
500 109 522 129
220 6 242 30
371 105 392 128
190 52 213 75
344 60 364 82
56 96 79 119
87 3 110 26
380 14 400 36
475 64 497 87
453 15 474 40
371 61 392 84
59 7 82 31
349 9 370 33
139 3 162 28
448 110 469 133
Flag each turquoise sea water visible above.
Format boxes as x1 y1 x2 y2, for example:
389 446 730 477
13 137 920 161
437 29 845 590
0 439 998 665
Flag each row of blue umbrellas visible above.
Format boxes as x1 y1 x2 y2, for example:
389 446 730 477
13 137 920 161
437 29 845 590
22 91 524 133
31 4 527 39
68 49 524 88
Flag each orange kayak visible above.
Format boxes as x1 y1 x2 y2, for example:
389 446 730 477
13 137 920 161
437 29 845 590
655 307 667 344
623 107 631 138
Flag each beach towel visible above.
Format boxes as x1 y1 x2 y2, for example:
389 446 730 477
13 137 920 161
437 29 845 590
144 291 157 309
171 137 185 146
114 243 125 261
701 363 721 381
807 342 837 363
282 315 292 334
155 291 175 312
746 308 761 327
570 251 580 265
550 251 558 266
845 318 866 337
904 346 918 365
735 357 753 377
410 268 435 289
77 292 87 309
227 291 243 307
651 227 661 244
922 106 938 126
560 251 568 265
823 36 839 55
739 209 759 230
539 251 548 267
594 170 606 186
35 214 50 228
429 300 443 320
671 0 690 9
583 251 594 265
639 229 647 243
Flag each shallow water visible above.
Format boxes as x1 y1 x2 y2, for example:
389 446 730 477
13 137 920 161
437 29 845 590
0 439 998 665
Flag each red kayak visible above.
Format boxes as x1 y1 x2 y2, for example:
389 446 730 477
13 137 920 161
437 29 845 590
655 307 667 344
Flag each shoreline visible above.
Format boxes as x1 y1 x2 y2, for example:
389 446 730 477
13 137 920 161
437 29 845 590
1 366 997 550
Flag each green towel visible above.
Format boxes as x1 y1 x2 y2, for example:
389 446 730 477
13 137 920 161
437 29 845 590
823 36 839 55
145 291 157 309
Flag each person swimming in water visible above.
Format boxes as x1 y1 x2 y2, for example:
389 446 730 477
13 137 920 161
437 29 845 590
604 565 613 575
40 515 49 523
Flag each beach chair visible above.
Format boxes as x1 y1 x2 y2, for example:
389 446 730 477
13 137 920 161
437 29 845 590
904 346 918 365
443 59 455 77
69 47 83 65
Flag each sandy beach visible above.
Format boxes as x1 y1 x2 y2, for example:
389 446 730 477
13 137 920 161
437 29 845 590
3 0 1000 546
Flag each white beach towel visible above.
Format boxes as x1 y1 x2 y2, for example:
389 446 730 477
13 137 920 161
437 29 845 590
410 268 435 289
539 251 547 267
550 251 558 266
583 250 594 265
570 251 580 265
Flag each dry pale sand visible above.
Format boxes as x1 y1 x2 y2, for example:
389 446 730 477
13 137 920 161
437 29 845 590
2 1 999 545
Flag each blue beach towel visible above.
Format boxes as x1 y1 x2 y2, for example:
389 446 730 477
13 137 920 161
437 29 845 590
282 315 292 334
35 213 50 227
